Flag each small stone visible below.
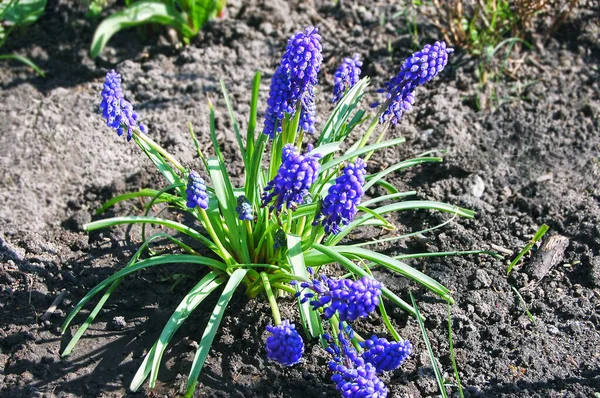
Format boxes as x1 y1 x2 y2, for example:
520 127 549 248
66 210 92 231
470 269 492 289
109 316 127 331
470 175 485 198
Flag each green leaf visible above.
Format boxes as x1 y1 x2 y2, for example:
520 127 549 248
84 215 218 253
220 79 246 167
134 134 185 195
363 157 442 191
507 223 549 275
318 77 370 146
321 137 406 172
184 268 248 397
410 291 449 398
189 0 219 32
0 54 44 76
61 233 197 357
2 0 46 25
288 235 322 338
95 188 182 215
246 72 261 160
61 254 227 340
131 271 226 391
90 0 193 58
327 200 475 246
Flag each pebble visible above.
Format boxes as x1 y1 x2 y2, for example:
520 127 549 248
109 316 127 331
470 269 492 289
470 175 485 198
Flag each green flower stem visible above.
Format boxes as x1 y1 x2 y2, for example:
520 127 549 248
364 123 389 162
244 220 255 255
261 272 281 325
134 129 185 173
296 130 304 150
198 209 236 267
271 282 296 295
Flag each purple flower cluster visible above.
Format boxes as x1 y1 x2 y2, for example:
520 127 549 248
332 54 362 103
261 144 322 213
265 320 304 366
100 70 147 141
185 170 209 210
326 330 388 397
316 158 367 235
263 27 323 138
379 41 453 125
235 195 253 221
298 275 382 323
361 335 412 374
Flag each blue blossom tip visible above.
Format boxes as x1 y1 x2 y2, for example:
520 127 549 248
378 40 453 125
185 170 209 210
100 70 145 140
332 53 362 103
265 320 304 366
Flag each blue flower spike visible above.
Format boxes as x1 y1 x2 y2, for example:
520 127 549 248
361 335 412 374
265 320 304 366
263 26 323 138
318 158 367 235
327 327 388 398
100 69 147 141
303 275 383 323
332 54 362 103
185 170 209 210
235 195 253 221
379 41 453 125
261 144 322 213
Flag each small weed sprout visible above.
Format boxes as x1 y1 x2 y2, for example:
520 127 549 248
62 27 489 397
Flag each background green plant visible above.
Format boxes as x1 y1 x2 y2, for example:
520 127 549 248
90 0 226 58
0 0 46 76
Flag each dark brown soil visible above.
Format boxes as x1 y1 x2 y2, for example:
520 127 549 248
1 1 599 397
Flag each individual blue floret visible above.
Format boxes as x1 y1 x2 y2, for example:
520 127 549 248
185 170 209 210
265 320 304 366
300 275 382 323
235 195 253 221
378 41 453 125
361 335 412 374
332 54 362 103
316 158 367 235
261 144 322 213
263 26 323 138
99 69 147 141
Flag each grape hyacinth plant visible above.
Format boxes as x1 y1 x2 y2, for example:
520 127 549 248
60 30 496 397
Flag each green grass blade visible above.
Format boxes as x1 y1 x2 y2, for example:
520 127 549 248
219 79 246 166
363 157 442 191
361 191 416 207
95 189 181 215
327 200 475 246
0 54 44 76
288 235 322 338
61 254 227 340
507 223 549 274
183 268 248 397
246 72 261 159
321 137 406 172
447 304 465 398
140 272 226 390
207 158 248 262
61 233 195 356
410 291 448 398
318 77 370 145
134 134 184 195
84 215 218 252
